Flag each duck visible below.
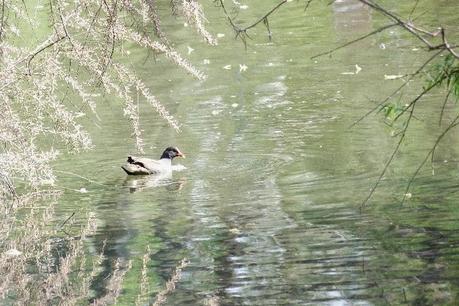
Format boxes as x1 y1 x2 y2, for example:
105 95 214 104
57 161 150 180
121 147 185 175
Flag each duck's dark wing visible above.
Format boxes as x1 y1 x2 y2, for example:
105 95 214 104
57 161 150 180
122 156 162 175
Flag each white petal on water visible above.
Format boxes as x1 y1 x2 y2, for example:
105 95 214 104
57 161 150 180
187 46 194 54
355 64 362 74
379 43 386 49
229 228 241 234
231 103 239 108
239 5 248 9
41 179 55 186
79 187 88 193
239 64 248 72
384 74 404 80
341 72 355 75
5 249 22 257
203 59 210 64
223 65 232 70
172 164 187 172
217 33 225 38
405 193 412 199
211 110 220 116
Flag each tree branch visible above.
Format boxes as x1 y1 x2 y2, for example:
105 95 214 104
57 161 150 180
349 49 444 128
217 0 287 46
401 114 459 205
360 102 417 209
26 35 67 75
311 23 397 59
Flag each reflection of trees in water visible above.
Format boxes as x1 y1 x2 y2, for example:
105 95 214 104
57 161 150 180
89 194 136 301
87 174 189 301
333 0 372 37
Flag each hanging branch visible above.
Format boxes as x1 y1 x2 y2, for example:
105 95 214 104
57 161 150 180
360 101 416 210
0 0 5 42
357 0 458 59
349 49 444 128
401 114 459 205
305 0 314 12
438 86 454 126
217 0 287 47
311 23 398 59
315 1 459 207
26 34 67 75
360 78 443 209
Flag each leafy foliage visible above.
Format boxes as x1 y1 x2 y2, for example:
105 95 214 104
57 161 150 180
426 54 459 99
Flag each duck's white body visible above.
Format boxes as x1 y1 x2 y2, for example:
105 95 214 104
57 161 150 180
121 147 185 176
122 156 172 175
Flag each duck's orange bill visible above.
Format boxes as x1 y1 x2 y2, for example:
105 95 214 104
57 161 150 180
177 150 186 158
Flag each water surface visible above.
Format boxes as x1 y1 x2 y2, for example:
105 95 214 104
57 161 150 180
54 1 459 304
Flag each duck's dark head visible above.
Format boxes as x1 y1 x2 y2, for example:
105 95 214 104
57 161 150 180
160 147 185 159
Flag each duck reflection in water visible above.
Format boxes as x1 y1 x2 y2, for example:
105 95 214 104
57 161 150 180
123 171 187 193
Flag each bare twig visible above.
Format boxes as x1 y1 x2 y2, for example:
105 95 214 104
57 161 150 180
305 0 313 12
401 114 459 204
0 0 5 42
54 170 107 187
439 28 459 59
439 86 453 126
357 0 458 60
58 211 76 230
311 23 397 59
26 35 66 75
392 79 441 122
408 0 420 21
218 0 287 46
360 102 416 209
349 49 444 128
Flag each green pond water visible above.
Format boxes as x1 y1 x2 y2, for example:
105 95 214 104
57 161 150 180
51 0 459 304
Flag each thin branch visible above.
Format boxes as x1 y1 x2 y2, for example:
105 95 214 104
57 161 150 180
360 102 416 209
26 35 67 75
349 49 444 128
218 0 287 44
408 0 420 21
392 79 441 122
357 0 459 60
54 170 107 187
360 74 447 208
439 28 459 59
242 0 287 32
56 2 74 47
439 86 453 126
401 115 459 204
145 0 169 44
305 0 313 12
357 0 435 47
311 23 397 59
0 0 5 42
58 211 76 230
